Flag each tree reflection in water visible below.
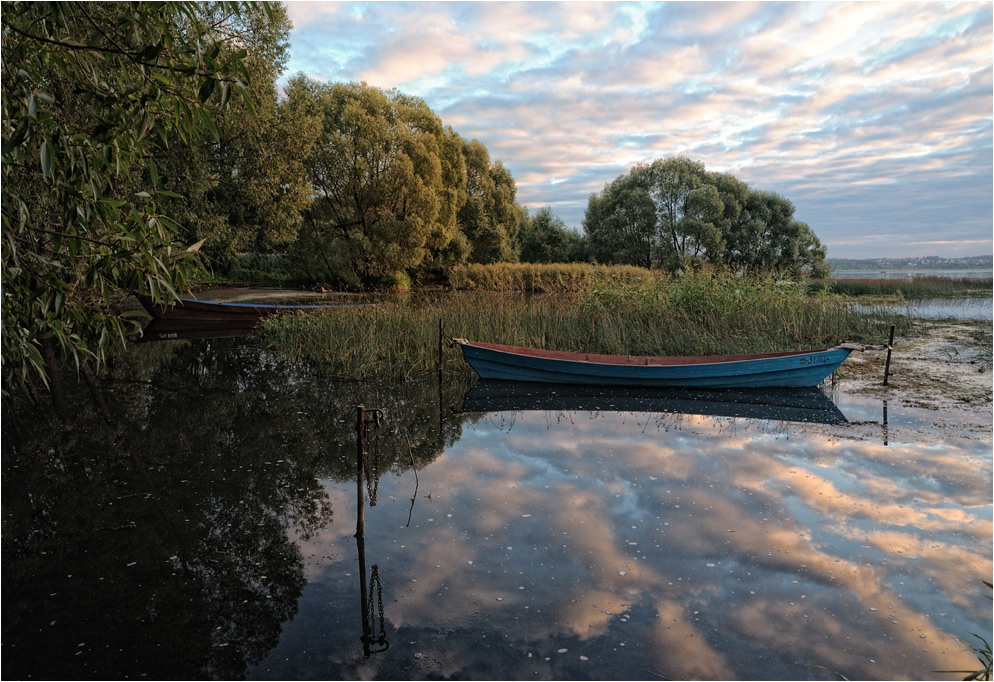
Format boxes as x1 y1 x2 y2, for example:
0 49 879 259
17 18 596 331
2 338 470 680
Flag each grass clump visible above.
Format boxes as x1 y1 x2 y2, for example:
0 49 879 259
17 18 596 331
577 271 903 356
448 262 661 293
258 270 909 381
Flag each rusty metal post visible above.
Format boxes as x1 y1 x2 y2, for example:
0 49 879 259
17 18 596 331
883 325 896 386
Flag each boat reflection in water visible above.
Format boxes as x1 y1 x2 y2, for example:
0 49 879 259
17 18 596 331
459 380 848 425
137 318 258 342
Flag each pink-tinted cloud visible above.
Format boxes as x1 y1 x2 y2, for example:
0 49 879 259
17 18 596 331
286 1 993 258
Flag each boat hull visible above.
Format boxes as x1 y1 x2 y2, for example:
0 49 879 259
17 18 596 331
457 341 853 389
137 294 360 321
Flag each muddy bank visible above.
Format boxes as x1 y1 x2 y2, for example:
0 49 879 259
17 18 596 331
839 318 992 422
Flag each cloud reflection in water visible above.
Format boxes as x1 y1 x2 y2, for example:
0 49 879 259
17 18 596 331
271 405 991 680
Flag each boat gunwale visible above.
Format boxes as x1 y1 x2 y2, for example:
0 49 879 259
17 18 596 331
139 295 338 312
178 298 348 311
457 339 837 368
136 294 373 321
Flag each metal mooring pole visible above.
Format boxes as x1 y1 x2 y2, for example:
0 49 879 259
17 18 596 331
882 325 896 386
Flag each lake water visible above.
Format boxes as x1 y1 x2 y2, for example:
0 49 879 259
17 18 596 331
855 298 994 321
3 337 990 680
832 270 992 280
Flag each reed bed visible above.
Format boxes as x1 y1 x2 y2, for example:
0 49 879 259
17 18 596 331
447 262 661 292
258 272 910 381
812 276 993 299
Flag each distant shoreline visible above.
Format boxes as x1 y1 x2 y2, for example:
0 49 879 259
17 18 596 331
827 255 992 273
830 269 992 279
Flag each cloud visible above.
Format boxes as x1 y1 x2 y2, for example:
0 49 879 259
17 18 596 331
285 1 993 258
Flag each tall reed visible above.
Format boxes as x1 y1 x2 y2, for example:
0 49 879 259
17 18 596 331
258 271 910 381
448 262 661 292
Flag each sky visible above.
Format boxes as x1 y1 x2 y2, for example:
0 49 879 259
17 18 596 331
283 1 993 260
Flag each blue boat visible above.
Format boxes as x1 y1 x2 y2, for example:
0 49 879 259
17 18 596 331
454 339 875 389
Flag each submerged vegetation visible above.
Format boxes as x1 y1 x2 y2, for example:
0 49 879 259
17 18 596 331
258 270 911 381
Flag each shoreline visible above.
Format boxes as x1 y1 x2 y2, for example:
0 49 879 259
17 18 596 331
839 318 992 430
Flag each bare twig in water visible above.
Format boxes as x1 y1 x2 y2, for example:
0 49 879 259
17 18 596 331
405 434 419 527
805 664 849 681
405 434 419 485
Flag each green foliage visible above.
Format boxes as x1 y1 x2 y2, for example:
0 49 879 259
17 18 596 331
202 252 297 286
649 157 725 269
158 3 320 271
584 156 828 276
2 1 261 392
287 78 466 286
584 170 657 268
457 139 522 264
519 207 587 263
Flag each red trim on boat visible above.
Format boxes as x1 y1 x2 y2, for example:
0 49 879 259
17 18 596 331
460 340 830 367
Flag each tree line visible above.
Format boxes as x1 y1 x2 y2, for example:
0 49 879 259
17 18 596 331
1 1 827 392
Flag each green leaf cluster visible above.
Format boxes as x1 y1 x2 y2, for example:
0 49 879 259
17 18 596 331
154 4 319 270
519 207 586 264
1 1 263 392
458 140 525 265
583 157 828 277
284 77 529 288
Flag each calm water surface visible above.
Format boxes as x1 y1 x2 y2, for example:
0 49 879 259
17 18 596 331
853 298 993 321
832 270 992 279
2 339 990 681
903 298 992 320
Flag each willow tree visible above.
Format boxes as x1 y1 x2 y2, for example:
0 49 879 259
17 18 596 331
155 4 320 271
584 158 725 269
458 139 522 264
740 191 828 277
583 168 657 268
519 207 586 264
583 157 827 276
289 77 465 286
647 157 725 270
1 2 261 393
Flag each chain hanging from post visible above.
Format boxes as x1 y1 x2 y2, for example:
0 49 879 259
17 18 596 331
359 408 384 507
362 564 388 654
